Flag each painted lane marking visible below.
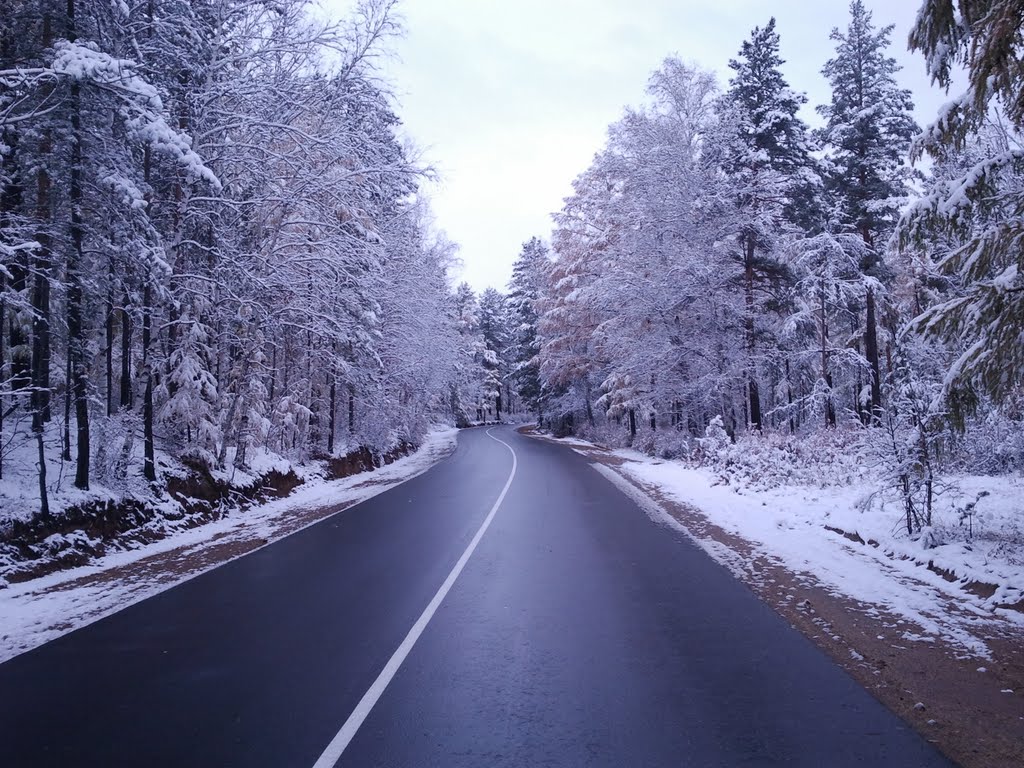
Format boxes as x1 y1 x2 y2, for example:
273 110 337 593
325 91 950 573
311 427 518 768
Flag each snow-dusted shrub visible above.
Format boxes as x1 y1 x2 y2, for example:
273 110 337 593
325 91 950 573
860 341 957 537
955 402 1024 474
694 421 868 490
695 416 731 463
649 429 692 460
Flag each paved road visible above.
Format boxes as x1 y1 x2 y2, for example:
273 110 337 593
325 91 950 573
0 426 954 767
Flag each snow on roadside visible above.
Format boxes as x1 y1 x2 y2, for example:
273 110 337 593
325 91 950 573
606 449 1024 659
0 427 458 664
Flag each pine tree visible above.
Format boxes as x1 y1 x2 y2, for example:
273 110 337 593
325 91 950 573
901 0 1024 419
477 287 507 419
726 17 822 231
450 282 486 425
725 18 813 430
818 0 919 420
507 237 547 421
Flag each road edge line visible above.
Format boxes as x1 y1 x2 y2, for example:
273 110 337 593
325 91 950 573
311 427 518 768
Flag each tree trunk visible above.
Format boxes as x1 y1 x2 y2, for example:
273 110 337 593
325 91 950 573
785 358 795 434
348 386 355 433
865 287 882 422
67 37 90 490
120 291 132 409
327 374 336 455
105 290 114 416
902 473 914 536
744 238 762 430
268 341 276 404
62 352 71 461
142 281 155 482
31 12 53 513
820 282 835 428
34 155 51 426
748 379 761 432
32 234 50 515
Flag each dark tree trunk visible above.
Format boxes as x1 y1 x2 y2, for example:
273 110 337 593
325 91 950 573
142 282 155 482
744 238 762 431
106 288 114 417
268 341 276 403
140 109 155 481
66 6 90 489
31 269 50 514
281 341 289 397
865 287 882 421
785 359 795 434
628 408 637 442
34 163 51 427
348 386 355 433
820 282 835 428
327 374 336 455
31 12 53 513
120 291 132 409
748 379 762 432
63 352 71 461
32 241 50 515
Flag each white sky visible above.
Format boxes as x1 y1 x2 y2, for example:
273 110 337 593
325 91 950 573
328 1 948 293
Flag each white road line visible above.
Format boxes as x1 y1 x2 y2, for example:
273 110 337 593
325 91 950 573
311 427 518 768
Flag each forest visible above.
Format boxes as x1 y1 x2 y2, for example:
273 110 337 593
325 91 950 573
1 0 1022 575
498 0 1024 540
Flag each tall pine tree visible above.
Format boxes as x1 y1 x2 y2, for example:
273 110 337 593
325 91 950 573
818 0 918 420
507 237 547 422
725 18 815 430
901 0 1024 420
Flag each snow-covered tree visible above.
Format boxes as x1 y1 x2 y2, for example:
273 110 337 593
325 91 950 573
818 0 919 420
477 287 508 419
902 0 1024 420
507 237 547 421
541 59 746 440
787 232 876 427
723 18 815 429
0 0 462 518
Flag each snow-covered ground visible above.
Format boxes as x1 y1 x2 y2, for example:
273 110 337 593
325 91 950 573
596 445 1024 659
0 427 458 664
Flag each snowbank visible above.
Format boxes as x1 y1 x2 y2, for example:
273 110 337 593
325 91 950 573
611 449 1023 658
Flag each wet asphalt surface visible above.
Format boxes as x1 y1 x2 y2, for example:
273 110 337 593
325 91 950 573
0 426 955 767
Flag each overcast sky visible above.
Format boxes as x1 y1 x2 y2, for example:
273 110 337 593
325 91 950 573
329 1 947 293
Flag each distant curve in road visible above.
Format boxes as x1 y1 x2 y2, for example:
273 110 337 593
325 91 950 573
0 426 955 767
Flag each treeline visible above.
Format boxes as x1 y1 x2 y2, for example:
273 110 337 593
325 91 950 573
0 0 465 515
492 1 1023 530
